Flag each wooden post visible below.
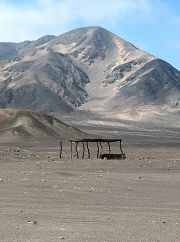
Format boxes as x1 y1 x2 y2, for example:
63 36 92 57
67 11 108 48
107 141 111 154
75 142 79 159
96 142 100 159
59 141 62 158
119 140 123 154
70 141 73 158
82 142 85 159
86 142 90 159
99 142 103 155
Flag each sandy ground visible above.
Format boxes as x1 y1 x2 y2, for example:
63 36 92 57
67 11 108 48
0 137 180 242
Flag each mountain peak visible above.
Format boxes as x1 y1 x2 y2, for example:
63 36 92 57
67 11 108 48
0 26 179 120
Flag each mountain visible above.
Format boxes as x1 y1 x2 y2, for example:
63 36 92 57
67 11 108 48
0 51 89 113
0 108 87 139
0 26 179 121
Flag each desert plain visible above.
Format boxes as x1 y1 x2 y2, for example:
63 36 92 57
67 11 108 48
0 131 180 242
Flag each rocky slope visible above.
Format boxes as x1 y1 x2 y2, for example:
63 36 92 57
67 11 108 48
0 109 87 139
0 26 179 118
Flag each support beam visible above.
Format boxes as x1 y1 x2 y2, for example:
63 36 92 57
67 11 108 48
107 141 111 154
82 142 85 159
59 141 62 159
96 142 100 159
99 142 103 155
70 141 73 159
75 142 79 159
86 142 90 159
119 140 123 154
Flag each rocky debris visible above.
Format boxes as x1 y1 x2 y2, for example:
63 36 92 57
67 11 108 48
103 59 141 86
88 187 93 192
27 220 38 225
0 146 60 164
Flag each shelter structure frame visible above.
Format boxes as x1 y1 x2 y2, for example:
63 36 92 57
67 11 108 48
59 138 125 160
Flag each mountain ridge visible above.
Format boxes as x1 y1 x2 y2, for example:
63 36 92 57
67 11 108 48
0 26 179 124
0 108 87 139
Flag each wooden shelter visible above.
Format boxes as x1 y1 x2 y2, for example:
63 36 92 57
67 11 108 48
59 138 126 160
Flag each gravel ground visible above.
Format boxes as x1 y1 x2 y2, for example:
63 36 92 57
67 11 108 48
0 138 180 242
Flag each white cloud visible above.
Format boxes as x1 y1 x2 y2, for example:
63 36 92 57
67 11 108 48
0 0 152 42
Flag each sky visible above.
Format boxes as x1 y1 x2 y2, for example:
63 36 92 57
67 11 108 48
0 0 179 70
